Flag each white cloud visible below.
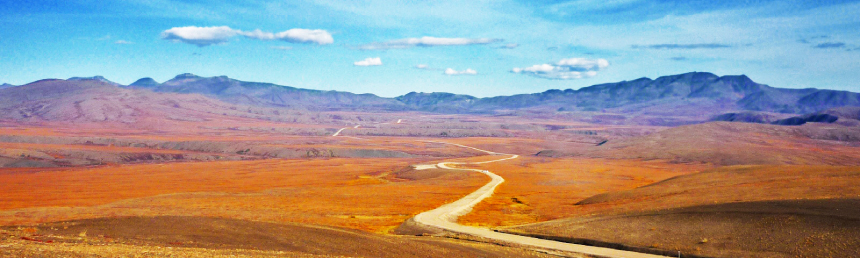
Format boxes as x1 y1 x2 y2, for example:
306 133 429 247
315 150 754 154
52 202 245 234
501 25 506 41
161 26 239 47
444 68 478 75
357 36 502 50
161 26 333 46
556 58 610 70
277 29 334 45
415 64 445 71
114 40 133 44
354 57 382 66
270 46 293 50
241 28 333 45
512 57 609 80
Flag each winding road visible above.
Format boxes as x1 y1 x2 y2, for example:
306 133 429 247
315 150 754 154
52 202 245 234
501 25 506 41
331 125 668 257
413 141 669 258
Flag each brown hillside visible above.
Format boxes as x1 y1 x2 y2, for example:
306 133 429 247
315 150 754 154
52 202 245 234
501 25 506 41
508 165 860 257
580 121 860 165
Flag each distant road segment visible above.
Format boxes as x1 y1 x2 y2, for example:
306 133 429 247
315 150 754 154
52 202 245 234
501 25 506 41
332 127 347 137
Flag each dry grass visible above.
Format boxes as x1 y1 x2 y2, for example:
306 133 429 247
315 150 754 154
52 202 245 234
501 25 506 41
3 114 860 258
1 216 563 258
509 165 860 257
581 122 860 166
457 156 709 227
0 158 487 232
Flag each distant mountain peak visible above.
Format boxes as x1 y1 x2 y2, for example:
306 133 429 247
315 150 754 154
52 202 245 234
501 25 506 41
67 75 119 86
129 77 160 87
173 73 202 80
69 75 106 80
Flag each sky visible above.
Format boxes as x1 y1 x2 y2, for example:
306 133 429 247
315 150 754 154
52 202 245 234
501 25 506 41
1 0 859 97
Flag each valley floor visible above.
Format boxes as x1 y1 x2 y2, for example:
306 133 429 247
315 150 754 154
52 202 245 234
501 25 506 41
2 113 860 257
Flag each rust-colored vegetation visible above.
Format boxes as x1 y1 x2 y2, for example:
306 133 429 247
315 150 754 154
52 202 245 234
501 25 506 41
457 156 709 226
2 107 860 258
508 165 860 258
0 158 486 232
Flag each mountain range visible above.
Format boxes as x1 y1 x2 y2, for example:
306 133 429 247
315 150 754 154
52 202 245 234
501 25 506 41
1 72 858 124
0 78 236 123
130 73 406 111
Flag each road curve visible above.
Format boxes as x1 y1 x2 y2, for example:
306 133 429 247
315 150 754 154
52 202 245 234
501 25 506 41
332 127 347 137
412 141 669 258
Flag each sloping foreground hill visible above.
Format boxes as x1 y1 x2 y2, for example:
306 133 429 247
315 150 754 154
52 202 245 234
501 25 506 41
505 165 860 258
2 216 561 258
710 106 860 126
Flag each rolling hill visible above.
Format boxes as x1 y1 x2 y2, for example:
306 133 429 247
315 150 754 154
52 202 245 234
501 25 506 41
0 78 239 124
146 73 407 111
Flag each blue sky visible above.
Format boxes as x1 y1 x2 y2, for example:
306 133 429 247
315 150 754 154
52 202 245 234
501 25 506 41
1 0 859 97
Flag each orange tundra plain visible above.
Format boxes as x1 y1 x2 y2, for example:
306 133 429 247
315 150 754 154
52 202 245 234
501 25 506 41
0 130 711 233
0 156 489 232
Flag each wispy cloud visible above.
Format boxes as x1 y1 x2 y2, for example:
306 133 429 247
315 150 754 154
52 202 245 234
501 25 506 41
354 57 382 66
240 28 333 45
114 40 133 44
814 42 846 49
670 56 687 61
632 43 731 49
797 35 830 44
512 57 608 80
498 43 519 49
444 68 477 75
356 36 502 50
270 46 293 50
414 64 446 71
161 26 333 47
